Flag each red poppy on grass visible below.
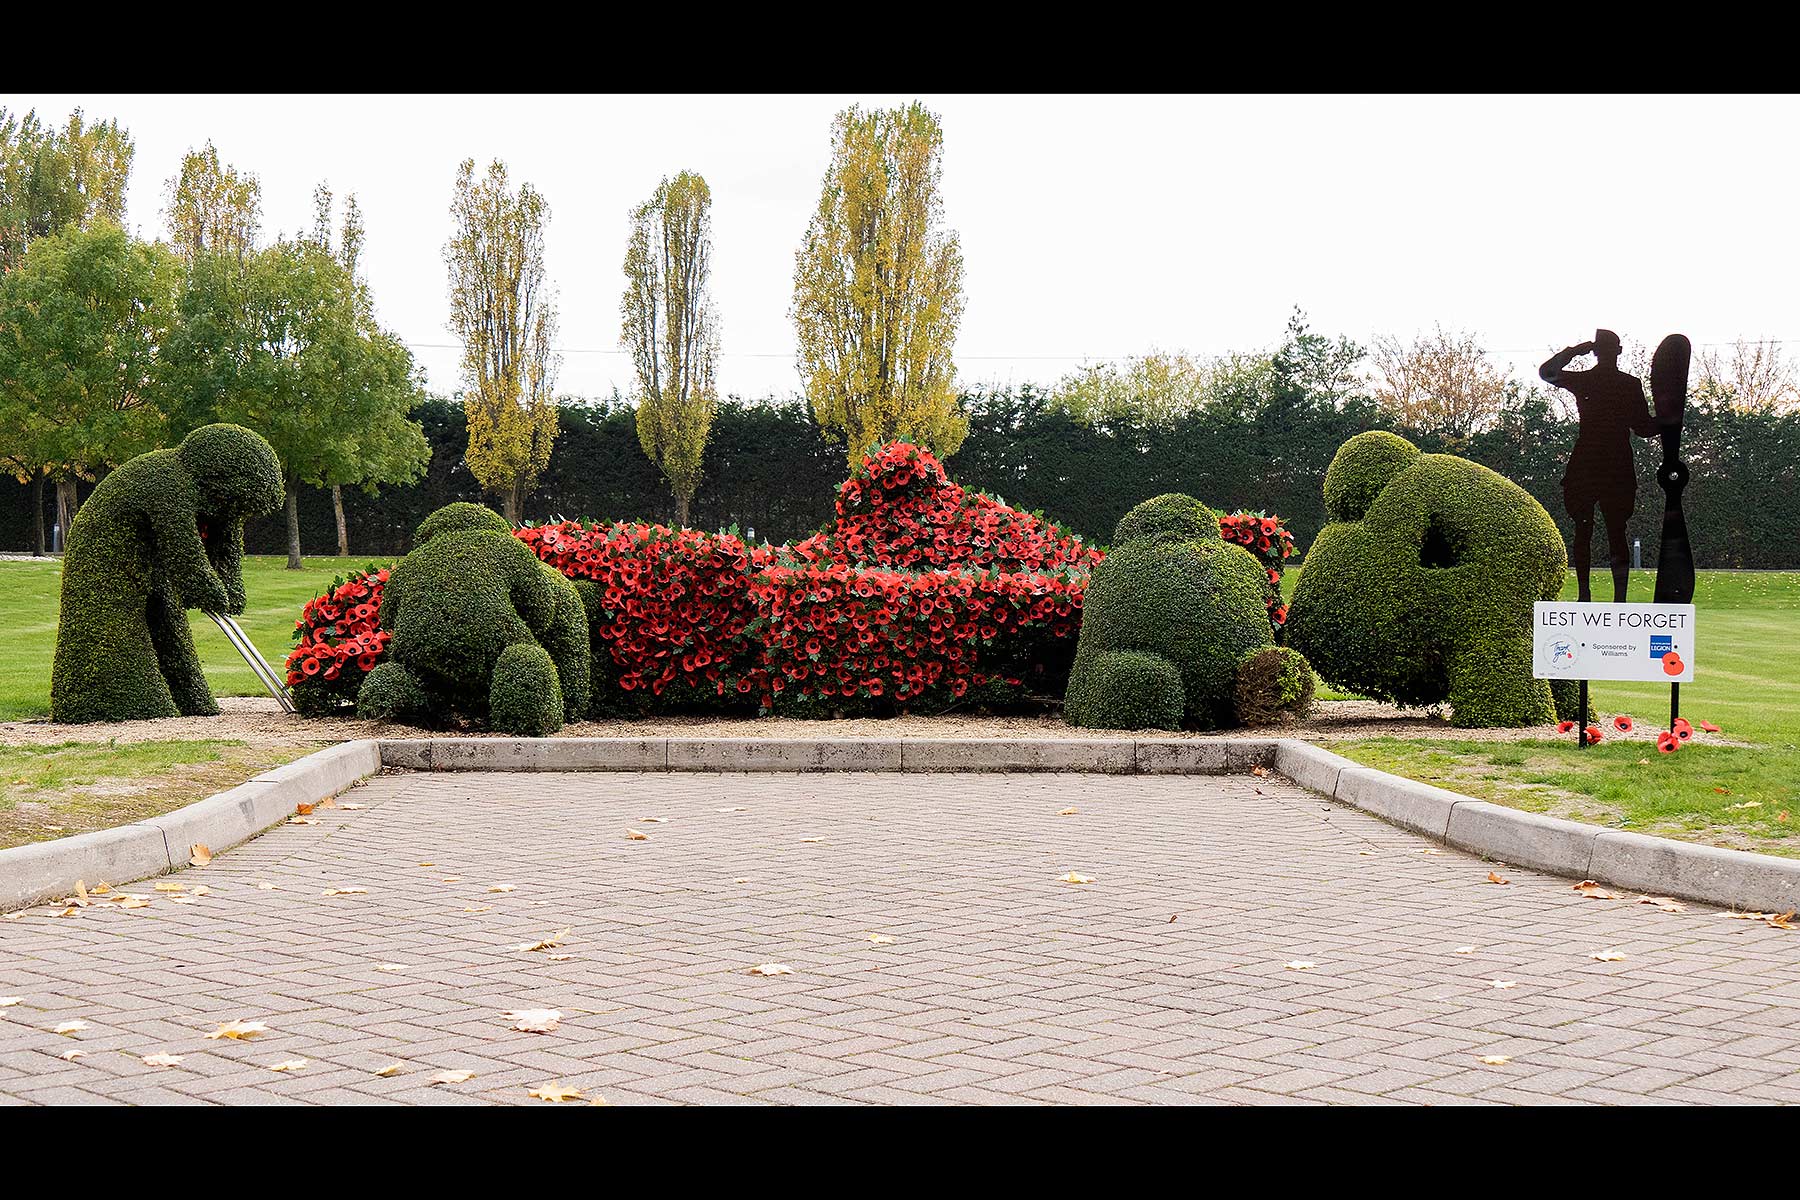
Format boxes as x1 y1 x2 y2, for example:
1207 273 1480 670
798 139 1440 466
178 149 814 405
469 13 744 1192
1699 720 1721 733
1656 731 1679 754
1613 715 1634 732
1585 726 1604 744
1557 720 1575 734
1672 718 1693 741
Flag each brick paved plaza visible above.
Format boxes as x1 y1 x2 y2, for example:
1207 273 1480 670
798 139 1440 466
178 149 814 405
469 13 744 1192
2 768 1798 1105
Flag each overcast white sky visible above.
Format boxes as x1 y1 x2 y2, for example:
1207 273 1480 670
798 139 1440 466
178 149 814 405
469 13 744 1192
9 93 1797 400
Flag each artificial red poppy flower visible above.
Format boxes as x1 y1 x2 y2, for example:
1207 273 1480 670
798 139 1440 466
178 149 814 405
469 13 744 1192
1585 726 1604 744
1656 731 1679 754
1672 718 1693 741
1613 715 1634 732
1699 720 1721 733
1558 720 1575 733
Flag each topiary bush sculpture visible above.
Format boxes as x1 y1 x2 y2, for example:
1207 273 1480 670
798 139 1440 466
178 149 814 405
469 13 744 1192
355 502 590 734
51 424 285 723
1284 431 1579 727
1065 493 1288 730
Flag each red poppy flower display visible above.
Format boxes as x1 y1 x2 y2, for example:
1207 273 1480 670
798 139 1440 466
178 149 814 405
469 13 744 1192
1672 717 1693 741
1218 511 1298 635
1613 715 1634 732
517 442 1102 714
1656 731 1679 754
285 565 393 712
1698 720 1721 733
1558 720 1576 734
1584 725 1604 744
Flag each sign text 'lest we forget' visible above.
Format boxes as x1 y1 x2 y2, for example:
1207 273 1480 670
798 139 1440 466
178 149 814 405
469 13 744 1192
1532 601 1696 684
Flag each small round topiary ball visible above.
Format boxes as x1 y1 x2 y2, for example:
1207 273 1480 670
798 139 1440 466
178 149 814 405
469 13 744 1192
1233 646 1316 727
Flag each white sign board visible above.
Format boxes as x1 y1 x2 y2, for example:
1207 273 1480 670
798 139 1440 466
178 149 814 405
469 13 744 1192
1532 602 1695 683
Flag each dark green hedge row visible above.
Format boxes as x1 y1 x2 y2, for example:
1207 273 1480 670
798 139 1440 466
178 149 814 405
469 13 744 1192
9 387 1797 567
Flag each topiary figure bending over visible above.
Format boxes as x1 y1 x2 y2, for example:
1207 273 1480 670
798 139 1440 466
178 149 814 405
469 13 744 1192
52 424 285 723
355 502 590 735
1066 494 1305 730
1285 431 1579 728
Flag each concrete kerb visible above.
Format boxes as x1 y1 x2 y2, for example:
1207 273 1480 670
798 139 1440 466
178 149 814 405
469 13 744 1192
0 739 382 912
6 733 1798 919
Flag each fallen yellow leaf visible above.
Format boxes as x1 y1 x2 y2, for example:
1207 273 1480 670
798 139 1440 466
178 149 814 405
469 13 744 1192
59 1049 85 1061
53 1020 87 1035
373 1063 402 1077
0 997 22 1007
206 1019 271 1040
1486 871 1509 885
512 929 573 953
429 1069 475 1085
1059 872 1093 885
1284 961 1318 970
141 1052 185 1067
505 1008 563 1033
1491 979 1517 990
188 844 213 867
624 830 650 841
867 933 895 945
528 1081 585 1103
1572 880 1622 899
747 963 794 976
1477 1055 1512 1065
267 1059 308 1072
1057 808 1078 816
488 883 516 893
321 887 369 896
1591 950 1627 962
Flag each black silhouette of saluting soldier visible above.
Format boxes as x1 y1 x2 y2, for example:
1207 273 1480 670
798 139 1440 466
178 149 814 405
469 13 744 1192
1539 329 1656 602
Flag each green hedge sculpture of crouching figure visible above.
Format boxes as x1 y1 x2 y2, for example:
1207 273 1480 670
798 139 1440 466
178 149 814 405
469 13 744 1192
1066 494 1312 730
1285 431 1581 727
355 502 591 735
51 424 285 723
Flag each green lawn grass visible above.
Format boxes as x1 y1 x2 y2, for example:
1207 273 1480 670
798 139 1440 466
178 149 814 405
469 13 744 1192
0 555 381 722
0 738 305 848
1323 570 1800 857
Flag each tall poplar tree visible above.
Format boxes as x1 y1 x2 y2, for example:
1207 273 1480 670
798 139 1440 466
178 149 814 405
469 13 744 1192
791 102 967 468
621 170 719 527
444 158 560 523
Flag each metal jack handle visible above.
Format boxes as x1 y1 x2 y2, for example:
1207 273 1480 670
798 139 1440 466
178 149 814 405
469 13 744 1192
203 610 296 714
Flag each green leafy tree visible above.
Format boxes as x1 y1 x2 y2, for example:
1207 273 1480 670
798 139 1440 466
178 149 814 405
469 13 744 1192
0 222 180 547
0 106 135 552
792 102 967 468
165 238 428 568
444 158 561 523
164 141 261 264
622 170 719 526
307 181 427 554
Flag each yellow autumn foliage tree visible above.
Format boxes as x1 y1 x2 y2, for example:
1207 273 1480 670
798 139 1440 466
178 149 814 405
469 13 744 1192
791 102 967 469
444 158 560 522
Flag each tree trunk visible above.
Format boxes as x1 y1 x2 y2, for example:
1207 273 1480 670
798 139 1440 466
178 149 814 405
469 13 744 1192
502 483 520 525
675 490 691 529
285 482 303 570
332 484 349 557
31 472 45 556
54 477 78 550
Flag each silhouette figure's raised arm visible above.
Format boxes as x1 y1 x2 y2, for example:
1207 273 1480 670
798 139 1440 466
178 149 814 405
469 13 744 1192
1540 342 1594 387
